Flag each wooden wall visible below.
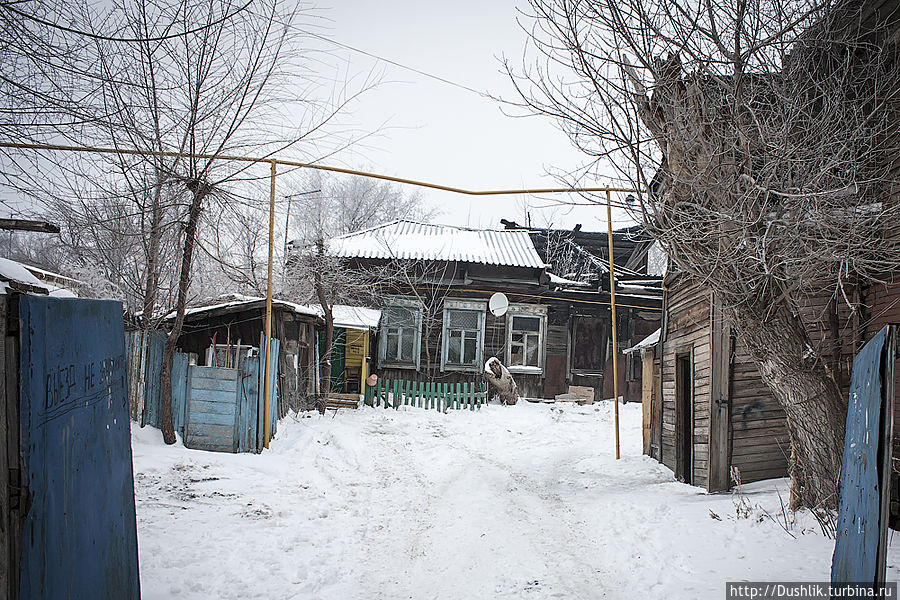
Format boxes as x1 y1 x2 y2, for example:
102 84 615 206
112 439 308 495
372 260 660 401
659 274 791 489
728 340 790 483
175 306 317 415
660 276 712 484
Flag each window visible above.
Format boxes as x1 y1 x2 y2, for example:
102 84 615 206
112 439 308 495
505 305 546 373
441 299 486 371
378 299 422 369
571 316 607 374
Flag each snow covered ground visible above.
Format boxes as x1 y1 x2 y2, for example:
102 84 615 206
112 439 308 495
132 401 900 599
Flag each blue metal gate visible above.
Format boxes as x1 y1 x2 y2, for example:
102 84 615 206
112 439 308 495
17 295 140 599
832 324 895 585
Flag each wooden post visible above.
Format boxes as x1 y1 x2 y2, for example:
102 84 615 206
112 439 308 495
262 160 276 450
607 189 621 460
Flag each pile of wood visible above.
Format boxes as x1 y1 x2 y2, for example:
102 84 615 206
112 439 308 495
323 394 361 411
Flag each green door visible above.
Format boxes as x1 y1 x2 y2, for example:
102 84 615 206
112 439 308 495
318 327 346 393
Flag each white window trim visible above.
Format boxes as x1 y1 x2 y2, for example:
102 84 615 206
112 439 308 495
440 299 486 372
505 304 547 375
378 297 423 370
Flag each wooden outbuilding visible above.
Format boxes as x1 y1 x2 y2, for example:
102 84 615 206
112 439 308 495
651 271 860 491
171 295 321 415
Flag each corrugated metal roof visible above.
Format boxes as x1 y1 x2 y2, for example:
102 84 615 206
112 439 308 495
328 220 548 269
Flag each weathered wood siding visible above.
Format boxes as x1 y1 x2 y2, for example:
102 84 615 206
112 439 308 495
176 306 316 415
660 274 791 489
865 281 900 462
728 340 790 483
184 366 240 453
660 276 711 483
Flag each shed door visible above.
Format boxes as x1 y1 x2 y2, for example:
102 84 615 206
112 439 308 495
675 353 693 485
708 306 732 492
16 295 140 599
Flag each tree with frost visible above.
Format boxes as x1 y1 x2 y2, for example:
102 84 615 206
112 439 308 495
283 172 436 395
1 0 365 444
510 0 900 509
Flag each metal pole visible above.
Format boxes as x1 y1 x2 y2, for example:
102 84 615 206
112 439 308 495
0 142 637 199
263 160 276 449
606 189 621 460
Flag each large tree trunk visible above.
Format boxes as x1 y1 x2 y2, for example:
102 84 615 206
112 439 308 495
732 299 846 510
314 236 333 397
159 186 206 445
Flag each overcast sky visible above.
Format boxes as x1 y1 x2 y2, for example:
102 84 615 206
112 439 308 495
306 0 637 232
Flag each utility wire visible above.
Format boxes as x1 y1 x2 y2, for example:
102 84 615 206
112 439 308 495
289 25 493 99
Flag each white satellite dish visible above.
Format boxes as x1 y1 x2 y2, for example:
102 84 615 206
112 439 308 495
489 292 509 317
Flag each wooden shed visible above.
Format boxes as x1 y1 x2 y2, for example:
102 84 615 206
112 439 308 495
172 295 321 414
654 272 790 491
652 272 859 491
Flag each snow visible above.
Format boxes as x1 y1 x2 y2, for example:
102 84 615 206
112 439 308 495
327 220 549 269
169 294 320 320
0 256 43 286
306 304 382 330
132 402 900 599
547 271 592 287
623 328 661 354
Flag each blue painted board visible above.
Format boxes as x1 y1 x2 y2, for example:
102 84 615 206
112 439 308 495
832 325 893 584
257 334 280 451
172 352 188 436
124 331 188 437
238 356 260 453
17 295 140 599
184 365 239 453
186 398 235 416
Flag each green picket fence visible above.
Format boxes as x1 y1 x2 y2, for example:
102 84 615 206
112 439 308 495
364 379 489 411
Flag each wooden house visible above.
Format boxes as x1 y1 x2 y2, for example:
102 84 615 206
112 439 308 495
858 0 900 467
171 295 321 415
325 220 662 401
652 271 858 491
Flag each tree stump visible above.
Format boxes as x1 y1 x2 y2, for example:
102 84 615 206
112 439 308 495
484 357 519 405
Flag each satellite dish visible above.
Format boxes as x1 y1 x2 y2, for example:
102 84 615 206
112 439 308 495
489 292 509 317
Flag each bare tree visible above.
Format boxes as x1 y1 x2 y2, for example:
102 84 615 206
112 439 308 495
282 172 436 395
510 0 900 509
2 0 365 444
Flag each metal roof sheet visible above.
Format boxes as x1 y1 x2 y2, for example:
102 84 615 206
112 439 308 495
328 220 548 269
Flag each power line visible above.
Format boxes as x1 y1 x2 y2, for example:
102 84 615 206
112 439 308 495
290 25 494 99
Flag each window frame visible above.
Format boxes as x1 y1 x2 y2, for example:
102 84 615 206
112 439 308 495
505 304 547 374
377 297 423 370
440 298 486 372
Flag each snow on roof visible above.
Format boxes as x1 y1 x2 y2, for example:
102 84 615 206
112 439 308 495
0 256 43 287
547 272 592 288
327 220 548 269
172 294 320 320
306 304 381 330
0 258 83 297
623 328 660 354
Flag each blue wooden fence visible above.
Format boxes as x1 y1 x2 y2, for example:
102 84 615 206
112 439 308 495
125 331 280 453
832 324 895 586
365 378 488 411
125 331 187 436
